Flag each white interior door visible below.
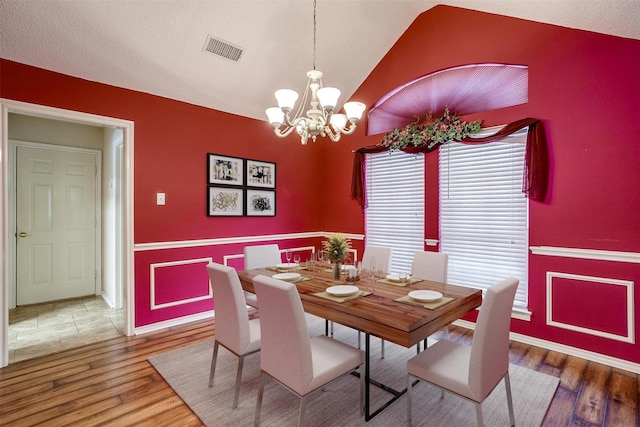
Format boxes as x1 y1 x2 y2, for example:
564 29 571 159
16 146 98 305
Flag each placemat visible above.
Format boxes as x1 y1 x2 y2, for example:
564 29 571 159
395 294 455 309
312 290 372 303
267 265 308 272
376 278 423 287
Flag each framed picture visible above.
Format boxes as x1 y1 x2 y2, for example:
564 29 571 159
246 159 276 189
207 186 244 216
208 153 244 186
246 189 276 216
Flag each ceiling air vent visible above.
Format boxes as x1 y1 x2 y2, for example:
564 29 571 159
202 34 243 62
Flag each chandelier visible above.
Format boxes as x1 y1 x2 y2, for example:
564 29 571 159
265 0 366 145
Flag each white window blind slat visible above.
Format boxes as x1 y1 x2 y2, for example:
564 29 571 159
440 136 528 310
365 151 424 274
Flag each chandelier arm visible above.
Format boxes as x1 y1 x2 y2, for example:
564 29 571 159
337 120 359 136
283 115 310 130
281 112 297 128
273 125 298 139
324 125 342 142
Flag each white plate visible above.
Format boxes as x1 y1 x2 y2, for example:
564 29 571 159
276 263 299 269
272 272 301 282
386 273 401 282
326 285 359 297
408 290 443 302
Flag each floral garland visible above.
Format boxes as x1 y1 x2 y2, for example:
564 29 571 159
380 107 482 151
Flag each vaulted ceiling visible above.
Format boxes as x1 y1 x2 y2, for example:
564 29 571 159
1 1 639 121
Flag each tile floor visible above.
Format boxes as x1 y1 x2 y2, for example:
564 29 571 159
8 295 124 363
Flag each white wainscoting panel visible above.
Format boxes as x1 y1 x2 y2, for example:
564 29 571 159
546 271 635 343
150 257 213 310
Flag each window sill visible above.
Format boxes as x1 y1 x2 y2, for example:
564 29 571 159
512 308 532 322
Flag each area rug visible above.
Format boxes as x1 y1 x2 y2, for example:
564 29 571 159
149 316 559 426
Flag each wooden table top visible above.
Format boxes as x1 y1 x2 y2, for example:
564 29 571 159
237 265 482 348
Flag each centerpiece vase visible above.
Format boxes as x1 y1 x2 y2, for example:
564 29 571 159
333 262 341 280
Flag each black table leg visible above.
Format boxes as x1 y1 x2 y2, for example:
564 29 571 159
363 333 407 421
365 332 371 419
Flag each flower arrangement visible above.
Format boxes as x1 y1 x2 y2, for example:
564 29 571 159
322 233 352 263
380 107 482 151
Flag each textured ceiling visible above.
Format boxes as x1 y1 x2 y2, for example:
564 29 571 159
1 0 639 121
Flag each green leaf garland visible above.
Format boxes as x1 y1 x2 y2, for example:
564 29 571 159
381 107 482 150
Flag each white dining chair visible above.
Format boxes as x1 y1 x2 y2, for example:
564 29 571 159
242 243 282 307
360 245 392 356
406 277 519 426
411 250 449 349
411 250 448 283
206 262 261 409
361 245 392 274
252 274 365 426
243 244 282 269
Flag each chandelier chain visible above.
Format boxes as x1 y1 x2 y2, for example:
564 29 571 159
312 0 317 71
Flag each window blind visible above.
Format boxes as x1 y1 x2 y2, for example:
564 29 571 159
365 150 424 274
439 134 529 310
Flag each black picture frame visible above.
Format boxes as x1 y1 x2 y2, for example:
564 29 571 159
207 186 244 216
208 153 244 186
246 159 276 189
246 189 276 216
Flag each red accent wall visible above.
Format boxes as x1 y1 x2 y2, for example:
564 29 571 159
320 6 640 364
2 5 640 364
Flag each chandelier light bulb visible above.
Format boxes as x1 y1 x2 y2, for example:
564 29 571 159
265 107 285 126
343 101 366 121
330 113 348 131
275 89 299 110
316 87 341 109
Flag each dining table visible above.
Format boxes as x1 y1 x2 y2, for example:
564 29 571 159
237 263 483 421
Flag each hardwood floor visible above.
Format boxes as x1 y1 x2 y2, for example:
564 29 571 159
1 318 638 426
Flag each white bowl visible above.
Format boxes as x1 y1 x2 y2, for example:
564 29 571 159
326 285 359 297
386 273 401 282
272 272 301 282
408 290 443 302
276 263 299 269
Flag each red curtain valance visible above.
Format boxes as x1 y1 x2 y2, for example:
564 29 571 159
350 118 548 209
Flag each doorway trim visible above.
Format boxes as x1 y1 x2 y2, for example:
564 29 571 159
0 98 135 367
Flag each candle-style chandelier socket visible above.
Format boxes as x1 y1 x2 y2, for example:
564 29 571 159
265 0 366 145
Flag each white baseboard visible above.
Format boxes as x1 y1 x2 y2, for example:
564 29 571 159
134 308 640 374
454 319 640 374
100 292 115 308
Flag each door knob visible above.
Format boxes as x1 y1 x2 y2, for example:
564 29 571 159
18 232 29 237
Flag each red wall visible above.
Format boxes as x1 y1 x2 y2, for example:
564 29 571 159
2 4 640 365
324 5 640 365
1 59 325 326
0 60 325 242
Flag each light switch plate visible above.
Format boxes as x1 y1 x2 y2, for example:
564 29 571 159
157 192 166 205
